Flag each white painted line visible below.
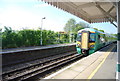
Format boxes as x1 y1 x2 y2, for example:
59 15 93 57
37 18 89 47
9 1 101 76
116 72 118 80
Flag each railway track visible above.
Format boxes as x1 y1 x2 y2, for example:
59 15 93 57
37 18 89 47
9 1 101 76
2 51 83 81
2 43 116 81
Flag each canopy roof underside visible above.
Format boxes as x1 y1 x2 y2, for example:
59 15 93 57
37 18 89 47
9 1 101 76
42 1 117 23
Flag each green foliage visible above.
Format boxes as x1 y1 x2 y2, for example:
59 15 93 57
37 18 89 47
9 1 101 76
58 33 69 43
77 22 90 28
64 18 90 42
64 19 90 34
110 34 117 40
42 30 56 45
73 23 84 34
2 26 69 49
93 28 104 33
18 29 40 46
2 26 19 48
99 30 104 33
64 18 76 33
93 28 99 31
2 18 91 49
111 34 117 37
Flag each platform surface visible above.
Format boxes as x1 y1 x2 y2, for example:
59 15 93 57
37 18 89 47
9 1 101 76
43 43 117 80
2 43 75 53
92 46 117 79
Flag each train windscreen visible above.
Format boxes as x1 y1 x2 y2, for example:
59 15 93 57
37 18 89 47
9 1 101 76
90 33 96 42
77 33 81 41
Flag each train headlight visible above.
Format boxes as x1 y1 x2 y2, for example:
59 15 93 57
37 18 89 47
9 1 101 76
77 44 81 47
90 45 94 48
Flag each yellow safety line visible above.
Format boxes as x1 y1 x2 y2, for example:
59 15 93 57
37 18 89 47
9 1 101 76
87 45 115 79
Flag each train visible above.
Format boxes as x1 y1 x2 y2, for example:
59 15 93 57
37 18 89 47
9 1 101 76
76 28 116 56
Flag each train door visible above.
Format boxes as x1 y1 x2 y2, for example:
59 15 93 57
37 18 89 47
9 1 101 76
81 31 89 55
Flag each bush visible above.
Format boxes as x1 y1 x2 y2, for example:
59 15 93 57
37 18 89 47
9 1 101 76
2 27 70 49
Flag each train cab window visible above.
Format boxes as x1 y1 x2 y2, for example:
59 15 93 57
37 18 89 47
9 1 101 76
77 33 81 41
90 33 96 42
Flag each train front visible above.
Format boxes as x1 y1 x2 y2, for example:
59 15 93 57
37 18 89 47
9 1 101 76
76 29 96 56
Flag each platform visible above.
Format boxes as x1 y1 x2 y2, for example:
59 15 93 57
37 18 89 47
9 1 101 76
42 43 117 80
2 43 75 53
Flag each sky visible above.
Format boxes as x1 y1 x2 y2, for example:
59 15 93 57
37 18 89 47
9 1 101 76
0 0 117 34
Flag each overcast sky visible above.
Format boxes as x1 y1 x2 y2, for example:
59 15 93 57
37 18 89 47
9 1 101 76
0 0 117 34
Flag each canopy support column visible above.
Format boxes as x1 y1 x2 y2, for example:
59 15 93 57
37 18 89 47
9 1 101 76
117 1 120 81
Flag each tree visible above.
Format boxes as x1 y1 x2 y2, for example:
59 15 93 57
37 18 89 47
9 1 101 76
93 28 99 31
93 28 105 33
64 18 91 42
99 30 104 33
64 18 76 42
73 23 84 33
64 18 90 34
2 26 20 48
111 34 117 37
77 22 90 28
64 18 76 34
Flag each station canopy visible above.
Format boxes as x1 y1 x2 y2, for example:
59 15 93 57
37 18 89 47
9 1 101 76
42 0 117 26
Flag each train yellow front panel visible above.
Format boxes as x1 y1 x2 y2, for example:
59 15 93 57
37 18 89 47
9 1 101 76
89 43 95 48
81 32 89 49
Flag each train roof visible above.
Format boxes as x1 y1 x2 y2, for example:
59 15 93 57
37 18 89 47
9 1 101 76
78 28 116 38
78 28 105 34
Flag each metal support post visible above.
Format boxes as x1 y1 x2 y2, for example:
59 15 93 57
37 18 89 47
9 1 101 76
117 1 120 81
40 17 46 46
40 19 43 46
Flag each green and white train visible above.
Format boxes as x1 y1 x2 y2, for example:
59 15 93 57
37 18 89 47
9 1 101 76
76 28 116 56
